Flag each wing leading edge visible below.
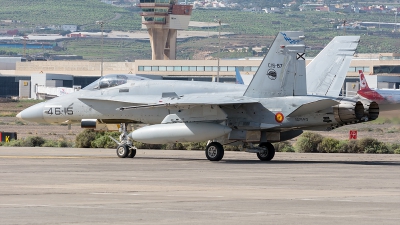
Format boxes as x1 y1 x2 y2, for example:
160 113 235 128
79 94 260 111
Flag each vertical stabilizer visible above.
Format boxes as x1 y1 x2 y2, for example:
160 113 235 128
359 70 370 90
244 31 306 98
307 36 360 96
357 70 385 101
235 67 244 85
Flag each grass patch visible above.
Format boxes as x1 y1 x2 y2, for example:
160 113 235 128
15 120 25 125
0 112 17 117
1 136 73 148
295 132 399 154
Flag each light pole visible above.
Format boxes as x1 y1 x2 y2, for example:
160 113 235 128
96 21 105 77
23 36 28 59
214 18 221 82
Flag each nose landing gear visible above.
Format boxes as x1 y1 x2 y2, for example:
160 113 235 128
111 123 137 159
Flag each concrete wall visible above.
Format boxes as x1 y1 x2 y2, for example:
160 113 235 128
0 57 21 70
9 58 400 78
16 61 135 76
19 80 30 98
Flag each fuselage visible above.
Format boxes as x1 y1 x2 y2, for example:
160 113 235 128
18 78 361 133
358 88 400 103
19 80 246 124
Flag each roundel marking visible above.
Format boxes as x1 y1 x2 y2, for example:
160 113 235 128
275 112 284 123
267 69 277 80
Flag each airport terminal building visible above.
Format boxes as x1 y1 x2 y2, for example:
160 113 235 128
1 53 400 98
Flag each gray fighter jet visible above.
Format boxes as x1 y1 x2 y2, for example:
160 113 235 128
17 31 378 161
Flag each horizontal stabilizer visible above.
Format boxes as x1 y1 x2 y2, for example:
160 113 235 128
287 99 339 117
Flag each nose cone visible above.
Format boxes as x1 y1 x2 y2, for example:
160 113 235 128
16 102 46 123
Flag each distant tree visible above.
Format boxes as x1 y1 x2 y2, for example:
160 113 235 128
290 4 300 11
59 30 71 36
261 47 268 53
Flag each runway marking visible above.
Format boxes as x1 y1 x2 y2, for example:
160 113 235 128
166 195 224 198
301 198 353 202
89 193 223 198
0 156 110 159
90 192 142 196
0 204 50 207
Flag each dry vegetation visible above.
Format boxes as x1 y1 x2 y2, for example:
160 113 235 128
1 99 400 152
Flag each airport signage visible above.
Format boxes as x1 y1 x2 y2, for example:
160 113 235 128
349 130 358 140
0 132 17 142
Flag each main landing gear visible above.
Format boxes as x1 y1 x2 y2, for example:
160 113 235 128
112 123 137 159
205 142 224 161
205 141 276 161
257 142 275 161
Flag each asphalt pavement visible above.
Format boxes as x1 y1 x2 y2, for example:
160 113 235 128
0 147 399 225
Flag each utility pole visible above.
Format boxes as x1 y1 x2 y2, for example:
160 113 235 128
343 20 346 35
23 36 28 58
96 21 105 77
214 18 221 83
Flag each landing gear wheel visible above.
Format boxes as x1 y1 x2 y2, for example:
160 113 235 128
257 142 275 161
127 148 136 158
116 144 129 158
205 142 224 161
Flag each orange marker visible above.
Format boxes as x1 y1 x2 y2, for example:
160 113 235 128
275 112 284 123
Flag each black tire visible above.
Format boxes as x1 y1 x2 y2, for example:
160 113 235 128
257 142 275 161
127 148 136 158
205 142 224 161
116 144 129 158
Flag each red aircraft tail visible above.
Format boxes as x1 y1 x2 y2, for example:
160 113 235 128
357 70 385 101
359 70 370 90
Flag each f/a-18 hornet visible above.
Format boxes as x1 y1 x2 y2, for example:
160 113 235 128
17 31 379 161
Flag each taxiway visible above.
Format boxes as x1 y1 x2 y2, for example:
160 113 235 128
0 148 399 224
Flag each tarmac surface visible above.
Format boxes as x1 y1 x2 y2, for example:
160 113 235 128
0 147 399 225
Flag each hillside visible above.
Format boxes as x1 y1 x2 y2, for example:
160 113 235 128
0 1 399 60
0 0 141 31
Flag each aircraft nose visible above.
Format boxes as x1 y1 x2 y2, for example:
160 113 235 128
16 102 46 123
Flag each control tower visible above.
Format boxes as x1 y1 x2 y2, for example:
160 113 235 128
138 0 192 60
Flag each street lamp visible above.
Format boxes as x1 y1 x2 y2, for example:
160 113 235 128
214 18 221 82
96 21 105 77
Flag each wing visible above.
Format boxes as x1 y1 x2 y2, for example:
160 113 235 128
79 93 259 111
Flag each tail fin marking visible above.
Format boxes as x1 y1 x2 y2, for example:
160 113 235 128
244 31 306 98
359 70 370 90
235 67 244 85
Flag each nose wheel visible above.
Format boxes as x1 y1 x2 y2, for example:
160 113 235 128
116 144 137 158
117 144 129 158
112 123 137 159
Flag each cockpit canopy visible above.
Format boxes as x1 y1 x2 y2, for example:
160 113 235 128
83 74 149 90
